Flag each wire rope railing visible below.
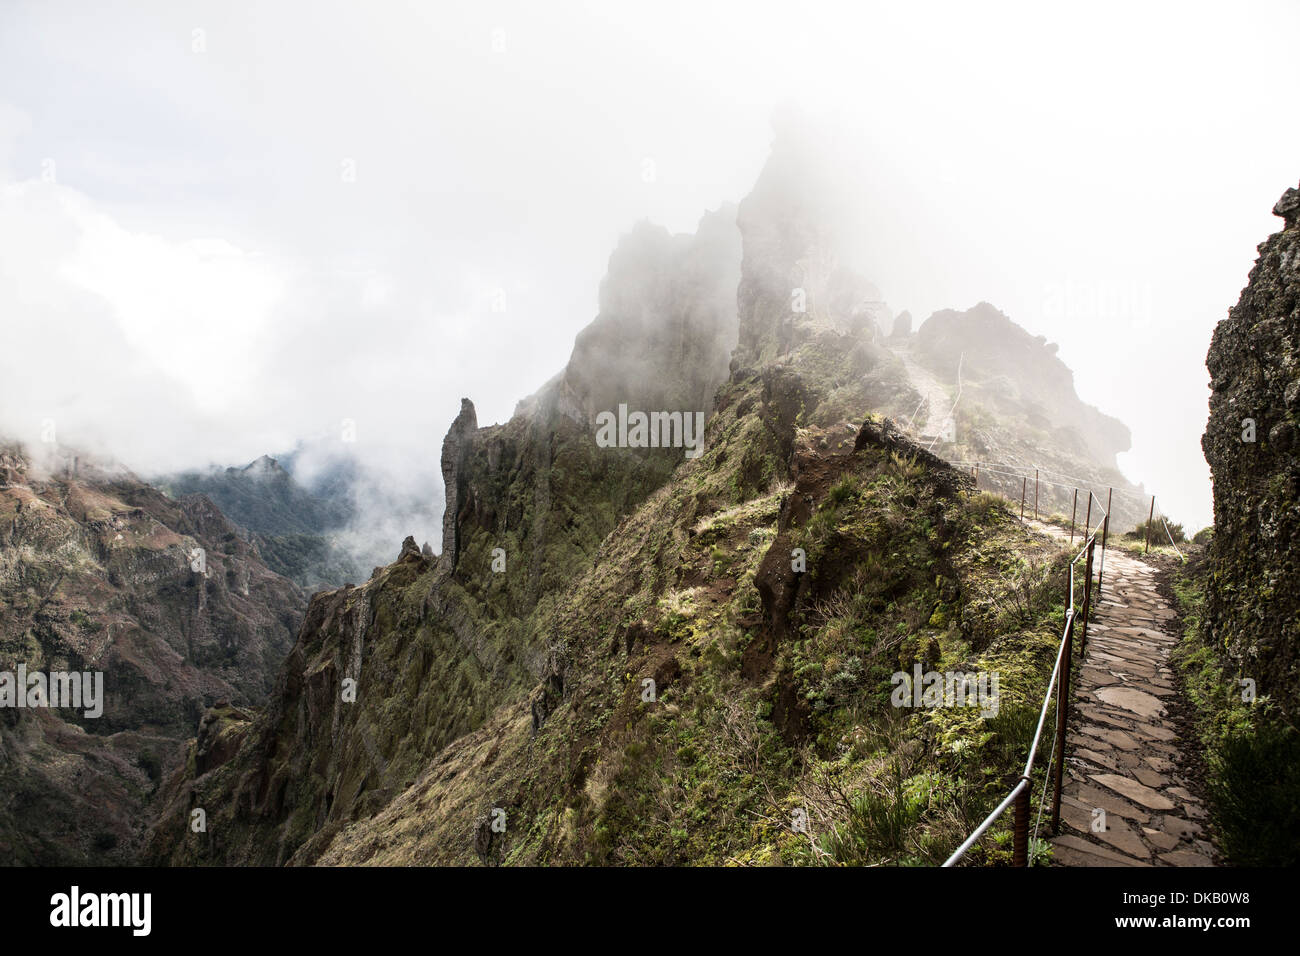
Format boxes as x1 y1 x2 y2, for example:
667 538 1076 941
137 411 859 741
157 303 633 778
941 488 1110 867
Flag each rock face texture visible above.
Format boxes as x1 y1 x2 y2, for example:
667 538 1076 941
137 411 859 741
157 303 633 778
733 128 890 369
0 444 304 864
560 207 741 423
1202 182 1300 712
916 302 1131 468
439 398 479 572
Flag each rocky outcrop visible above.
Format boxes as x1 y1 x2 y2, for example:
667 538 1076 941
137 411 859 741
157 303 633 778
733 128 853 366
728 125 914 427
1202 181 1300 713
438 399 478 572
908 301 1144 527
890 310 914 340
559 207 741 423
916 302 1131 467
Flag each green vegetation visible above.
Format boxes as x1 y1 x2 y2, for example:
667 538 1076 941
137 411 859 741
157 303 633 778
1171 555 1300 865
777 465 1070 867
1126 516 1186 546
254 532 362 589
518 409 1075 867
149 347 1102 868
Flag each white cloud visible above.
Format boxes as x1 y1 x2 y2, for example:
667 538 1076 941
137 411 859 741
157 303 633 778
56 195 283 412
2 0 1298 534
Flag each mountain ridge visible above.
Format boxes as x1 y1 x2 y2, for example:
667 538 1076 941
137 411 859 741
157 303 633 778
143 128 1146 867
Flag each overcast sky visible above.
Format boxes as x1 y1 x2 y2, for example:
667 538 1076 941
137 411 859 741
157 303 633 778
2 0 1298 532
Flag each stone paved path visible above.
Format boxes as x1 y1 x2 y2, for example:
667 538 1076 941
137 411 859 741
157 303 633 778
1036 529 1216 866
890 346 956 446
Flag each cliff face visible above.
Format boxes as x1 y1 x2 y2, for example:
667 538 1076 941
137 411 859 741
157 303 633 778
561 206 741 422
730 131 914 428
1202 183 1300 712
0 444 304 864
438 398 478 573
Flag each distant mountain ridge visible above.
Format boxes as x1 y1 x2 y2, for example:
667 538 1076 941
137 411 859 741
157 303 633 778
165 453 351 536
162 452 364 591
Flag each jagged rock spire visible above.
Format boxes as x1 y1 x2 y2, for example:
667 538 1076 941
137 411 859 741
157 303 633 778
439 398 477 572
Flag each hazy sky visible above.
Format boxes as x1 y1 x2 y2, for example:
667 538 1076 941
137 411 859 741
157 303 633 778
2 0 1298 532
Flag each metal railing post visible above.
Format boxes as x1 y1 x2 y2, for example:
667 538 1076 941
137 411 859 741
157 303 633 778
1012 779 1031 866
1098 489 1112 594
1144 495 1155 554
939 464 1178 867
1050 613 1075 834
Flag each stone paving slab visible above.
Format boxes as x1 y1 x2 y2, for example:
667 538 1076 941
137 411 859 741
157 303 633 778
1030 525 1216 867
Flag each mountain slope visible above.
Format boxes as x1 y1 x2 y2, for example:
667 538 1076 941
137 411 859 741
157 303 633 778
145 130 1135 867
899 302 1147 528
0 444 305 864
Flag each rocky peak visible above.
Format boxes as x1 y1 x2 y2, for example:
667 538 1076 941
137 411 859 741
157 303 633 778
732 117 885 367
916 302 1131 470
538 204 741 425
234 454 286 480
437 206 743 584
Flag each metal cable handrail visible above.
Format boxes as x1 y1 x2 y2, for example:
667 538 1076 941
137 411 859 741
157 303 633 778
941 487 1109 867
900 443 1183 864
950 460 1156 507
955 459 1187 563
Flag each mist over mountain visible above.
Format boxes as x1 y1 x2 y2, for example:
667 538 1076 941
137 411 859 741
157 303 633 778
159 443 442 591
10 0 1300 533
141 124 1160 866
2 1 1299 894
